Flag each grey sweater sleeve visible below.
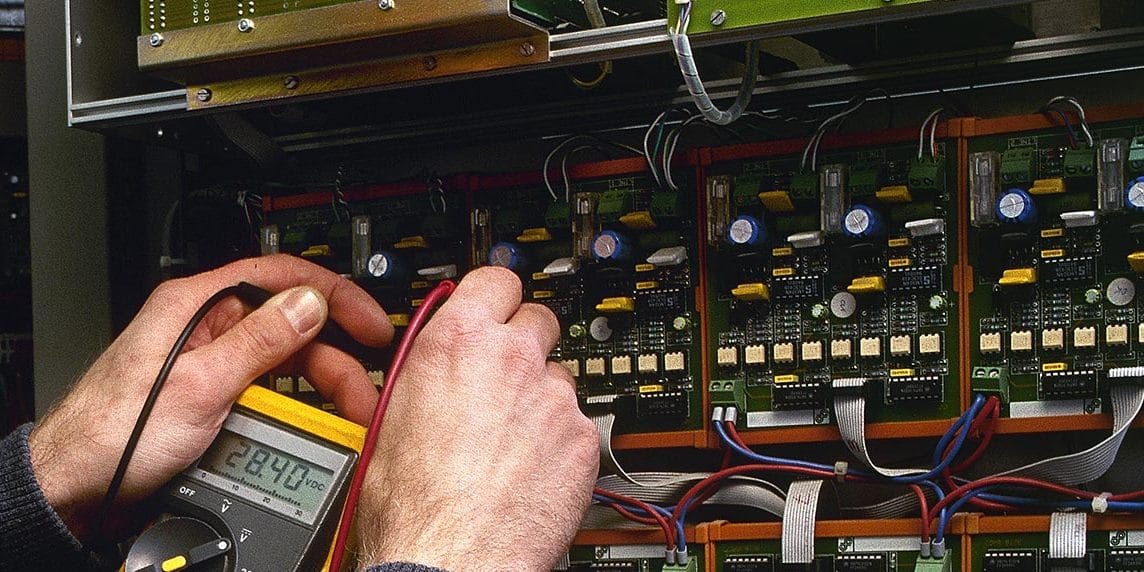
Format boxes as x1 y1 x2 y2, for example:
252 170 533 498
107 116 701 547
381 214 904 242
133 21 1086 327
0 423 97 571
365 564 448 572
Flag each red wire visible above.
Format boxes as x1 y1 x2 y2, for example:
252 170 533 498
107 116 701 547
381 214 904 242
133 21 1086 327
593 487 676 546
909 483 930 541
328 280 457 572
950 397 1000 474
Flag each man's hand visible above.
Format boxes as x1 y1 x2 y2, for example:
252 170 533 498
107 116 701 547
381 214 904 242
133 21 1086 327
28 255 393 541
356 267 600 572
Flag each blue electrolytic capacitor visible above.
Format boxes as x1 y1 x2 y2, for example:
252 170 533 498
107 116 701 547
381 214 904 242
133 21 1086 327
488 242 527 272
842 205 885 238
1126 177 1144 212
366 251 402 280
996 188 1037 224
727 215 766 247
592 230 633 262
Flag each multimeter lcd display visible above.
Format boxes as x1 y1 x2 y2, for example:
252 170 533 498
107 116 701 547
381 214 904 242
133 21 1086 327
199 430 335 521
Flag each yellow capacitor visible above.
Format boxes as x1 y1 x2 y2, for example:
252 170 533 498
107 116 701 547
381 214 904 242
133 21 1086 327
848 276 886 294
596 297 636 313
888 237 911 248
388 313 410 327
639 384 666 394
876 185 913 203
774 374 799 384
300 245 332 258
1042 362 1068 372
517 227 553 243
532 290 555 300
636 281 660 291
1041 228 1065 238
1128 251 1144 272
773 267 795 277
393 236 428 249
999 267 1037 286
758 191 796 213
890 368 916 378
531 272 551 281
635 263 657 273
772 246 794 257
619 210 657 230
888 258 912 268
1029 178 1066 195
732 283 770 302
1040 249 1065 259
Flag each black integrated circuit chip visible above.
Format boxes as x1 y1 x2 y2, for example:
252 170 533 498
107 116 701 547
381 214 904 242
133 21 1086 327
1039 370 1099 400
834 553 888 572
887 376 943 403
570 561 638 571
726 554 775 572
636 390 689 420
773 381 827 410
637 288 686 314
1041 257 1097 285
982 550 1040 572
773 275 825 301
887 266 942 292
1109 548 1144 572
538 296 578 321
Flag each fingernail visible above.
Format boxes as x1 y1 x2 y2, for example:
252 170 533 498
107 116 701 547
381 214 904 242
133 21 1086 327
279 288 324 334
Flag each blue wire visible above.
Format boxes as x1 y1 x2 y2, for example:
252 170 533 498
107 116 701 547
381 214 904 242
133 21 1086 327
593 495 685 549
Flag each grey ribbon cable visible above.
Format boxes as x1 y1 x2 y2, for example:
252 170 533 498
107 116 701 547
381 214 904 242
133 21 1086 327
586 394 659 486
782 480 825 565
1049 512 1088 572
833 378 927 478
596 472 786 516
991 371 1144 485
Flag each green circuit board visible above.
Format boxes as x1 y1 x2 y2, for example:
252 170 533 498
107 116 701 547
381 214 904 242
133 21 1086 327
972 527 1144 572
259 183 469 404
141 0 358 34
474 171 704 433
966 120 1144 419
565 543 705 572
714 534 957 572
705 139 960 429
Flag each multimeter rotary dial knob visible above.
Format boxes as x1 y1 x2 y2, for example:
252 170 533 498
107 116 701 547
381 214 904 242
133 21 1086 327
125 517 232 572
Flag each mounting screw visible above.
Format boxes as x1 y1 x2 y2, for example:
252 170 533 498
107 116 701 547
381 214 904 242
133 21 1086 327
519 41 535 57
710 9 726 26
378 0 393 9
422 56 438 71
196 88 213 102
284 75 300 90
238 18 254 32
149 33 164 47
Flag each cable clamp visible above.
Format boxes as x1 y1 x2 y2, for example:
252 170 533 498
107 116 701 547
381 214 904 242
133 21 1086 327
726 406 738 425
711 407 725 423
931 539 946 559
834 461 849 482
1092 492 1112 514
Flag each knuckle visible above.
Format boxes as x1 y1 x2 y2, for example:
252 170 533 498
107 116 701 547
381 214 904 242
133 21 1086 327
501 338 545 380
235 315 290 362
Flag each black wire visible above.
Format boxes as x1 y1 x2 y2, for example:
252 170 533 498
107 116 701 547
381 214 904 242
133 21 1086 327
94 285 244 543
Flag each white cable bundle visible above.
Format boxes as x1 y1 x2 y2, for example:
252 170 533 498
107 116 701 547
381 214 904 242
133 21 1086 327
670 1 759 126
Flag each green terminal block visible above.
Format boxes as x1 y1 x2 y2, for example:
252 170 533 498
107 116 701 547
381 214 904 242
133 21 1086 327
734 177 762 207
1063 148 1095 179
914 553 952 572
1000 147 1035 186
544 202 572 230
709 379 746 416
789 172 819 204
971 366 1010 403
849 164 880 199
597 190 634 223
909 157 947 192
663 558 699 572
650 191 683 220
1129 136 1144 175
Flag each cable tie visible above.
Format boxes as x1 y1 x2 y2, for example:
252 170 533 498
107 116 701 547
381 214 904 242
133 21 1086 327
726 406 738 425
834 461 849 482
931 539 946 559
1092 493 1111 514
711 406 725 423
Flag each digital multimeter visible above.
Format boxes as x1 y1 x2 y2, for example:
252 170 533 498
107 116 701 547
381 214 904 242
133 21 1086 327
123 385 365 572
